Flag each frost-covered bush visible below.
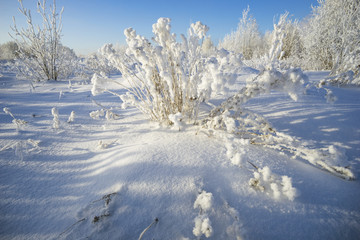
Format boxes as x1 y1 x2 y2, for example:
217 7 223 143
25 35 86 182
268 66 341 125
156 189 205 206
85 49 122 76
302 0 360 85
267 12 304 68
3 107 27 131
249 166 298 201
93 17 354 181
203 67 308 137
0 41 19 60
11 0 78 81
96 18 244 125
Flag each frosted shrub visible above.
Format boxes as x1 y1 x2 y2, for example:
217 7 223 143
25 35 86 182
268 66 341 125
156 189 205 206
203 67 308 138
0 41 18 60
302 0 360 85
85 52 120 76
11 0 78 81
249 166 298 201
3 107 27 131
97 18 243 125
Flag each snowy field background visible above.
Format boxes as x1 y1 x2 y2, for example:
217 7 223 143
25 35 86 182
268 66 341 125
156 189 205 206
1 69 360 240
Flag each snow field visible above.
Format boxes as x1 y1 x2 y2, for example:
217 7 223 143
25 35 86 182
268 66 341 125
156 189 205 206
0 72 360 239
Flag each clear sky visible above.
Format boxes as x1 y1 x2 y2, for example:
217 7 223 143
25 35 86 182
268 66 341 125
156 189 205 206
0 0 319 56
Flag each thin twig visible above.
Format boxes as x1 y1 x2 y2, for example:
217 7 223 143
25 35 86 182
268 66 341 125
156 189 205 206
247 161 259 170
138 218 159 240
58 218 86 238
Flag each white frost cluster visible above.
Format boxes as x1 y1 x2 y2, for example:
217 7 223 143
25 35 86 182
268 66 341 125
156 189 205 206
193 215 213 238
51 107 60 129
89 109 117 121
193 190 213 212
224 135 249 167
89 109 105 119
3 107 27 131
168 112 182 130
204 67 307 139
193 190 214 238
91 73 107 96
67 111 75 123
249 166 298 201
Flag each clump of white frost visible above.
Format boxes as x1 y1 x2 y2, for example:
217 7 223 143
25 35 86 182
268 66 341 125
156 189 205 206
193 215 213 238
67 111 75 123
51 107 60 129
193 190 214 238
168 112 182 130
281 176 297 201
91 73 107 96
98 139 118 150
249 166 298 201
90 108 118 121
194 191 213 212
90 109 105 119
224 135 249 167
119 92 137 109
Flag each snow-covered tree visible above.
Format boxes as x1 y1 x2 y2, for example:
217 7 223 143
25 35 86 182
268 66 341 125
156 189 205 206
218 6 264 60
10 0 76 81
0 41 19 60
303 0 360 84
278 17 303 65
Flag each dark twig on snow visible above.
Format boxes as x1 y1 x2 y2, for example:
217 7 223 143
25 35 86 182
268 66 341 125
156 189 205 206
247 161 259 170
91 192 117 205
58 218 86 238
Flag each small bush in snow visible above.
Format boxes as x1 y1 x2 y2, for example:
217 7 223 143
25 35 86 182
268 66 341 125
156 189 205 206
96 18 244 125
249 165 298 201
11 0 78 81
3 107 27 131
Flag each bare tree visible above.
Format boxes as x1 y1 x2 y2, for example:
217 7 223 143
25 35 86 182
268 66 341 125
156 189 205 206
10 0 69 81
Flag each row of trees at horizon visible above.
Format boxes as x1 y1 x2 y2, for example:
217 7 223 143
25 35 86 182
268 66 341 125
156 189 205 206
0 0 358 84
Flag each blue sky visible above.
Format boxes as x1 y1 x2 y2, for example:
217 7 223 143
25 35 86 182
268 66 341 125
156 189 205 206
0 0 318 55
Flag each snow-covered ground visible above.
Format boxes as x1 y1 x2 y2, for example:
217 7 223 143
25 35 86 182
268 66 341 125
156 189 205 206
1 71 359 239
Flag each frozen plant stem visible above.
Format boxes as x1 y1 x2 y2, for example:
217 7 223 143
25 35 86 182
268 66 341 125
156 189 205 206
67 111 75 123
3 107 27 130
138 218 159 240
52 107 60 129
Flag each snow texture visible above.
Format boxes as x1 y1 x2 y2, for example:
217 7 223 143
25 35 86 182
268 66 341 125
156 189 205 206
0 70 360 240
